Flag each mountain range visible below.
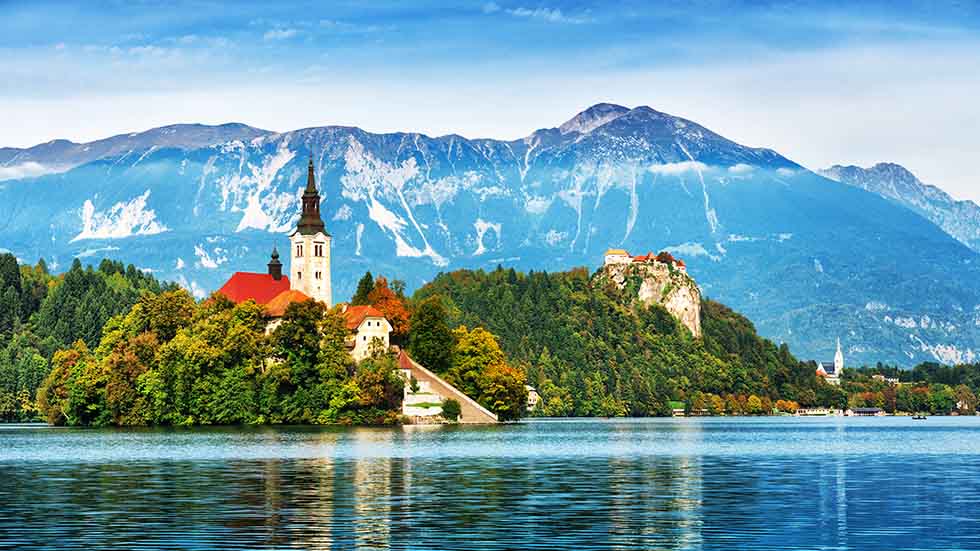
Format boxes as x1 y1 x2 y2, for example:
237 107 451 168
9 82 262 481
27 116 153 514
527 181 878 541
1 103 979 367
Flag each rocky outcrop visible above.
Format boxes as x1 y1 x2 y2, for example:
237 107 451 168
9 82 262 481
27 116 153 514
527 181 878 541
598 261 702 338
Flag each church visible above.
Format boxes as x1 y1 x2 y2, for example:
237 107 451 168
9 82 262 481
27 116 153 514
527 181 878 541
216 157 378 355
213 156 499 423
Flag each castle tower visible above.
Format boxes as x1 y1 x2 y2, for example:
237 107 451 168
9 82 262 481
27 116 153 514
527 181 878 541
289 157 332 306
834 337 844 373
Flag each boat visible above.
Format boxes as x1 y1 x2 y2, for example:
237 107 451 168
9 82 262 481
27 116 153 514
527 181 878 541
913 414 927 420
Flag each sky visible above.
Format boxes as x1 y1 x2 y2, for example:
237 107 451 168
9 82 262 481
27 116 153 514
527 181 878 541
2 0 979 199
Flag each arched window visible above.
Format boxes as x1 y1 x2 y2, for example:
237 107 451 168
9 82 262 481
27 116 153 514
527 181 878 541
296 243 303 258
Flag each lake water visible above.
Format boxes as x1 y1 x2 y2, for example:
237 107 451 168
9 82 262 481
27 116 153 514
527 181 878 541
2 417 979 550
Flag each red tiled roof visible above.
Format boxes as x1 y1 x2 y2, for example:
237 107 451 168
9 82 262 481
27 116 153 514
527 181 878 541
217 272 291 305
398 349 413 370
344 305 385 330
264 289 310 318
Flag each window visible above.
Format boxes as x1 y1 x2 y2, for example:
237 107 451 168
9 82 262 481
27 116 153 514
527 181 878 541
363 336 367 341
296 244 303 258
297 271 302 280
314 243 324 257
315 271 321 280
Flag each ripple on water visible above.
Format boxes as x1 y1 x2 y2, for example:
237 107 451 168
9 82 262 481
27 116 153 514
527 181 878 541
2 417 980 550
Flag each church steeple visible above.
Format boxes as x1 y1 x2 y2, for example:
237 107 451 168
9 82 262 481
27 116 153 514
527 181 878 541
834 337 844 372
267 246 283 280
296 156 327 236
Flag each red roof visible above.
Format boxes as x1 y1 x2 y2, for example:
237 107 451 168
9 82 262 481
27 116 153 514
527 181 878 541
217 272 291 305
398 349 413 370
344 305 385 330
264 289 310 318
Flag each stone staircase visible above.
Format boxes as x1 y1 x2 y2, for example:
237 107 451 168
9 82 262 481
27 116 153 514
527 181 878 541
397 351 498 424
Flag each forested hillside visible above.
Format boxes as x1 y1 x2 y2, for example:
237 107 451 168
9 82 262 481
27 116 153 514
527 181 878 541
413 266 845 416
0 253 171 421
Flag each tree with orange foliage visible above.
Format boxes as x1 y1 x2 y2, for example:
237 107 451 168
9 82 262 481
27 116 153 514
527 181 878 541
368 276 410 341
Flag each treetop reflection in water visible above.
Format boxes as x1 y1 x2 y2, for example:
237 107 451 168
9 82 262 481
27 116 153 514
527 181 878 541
2 417 980 550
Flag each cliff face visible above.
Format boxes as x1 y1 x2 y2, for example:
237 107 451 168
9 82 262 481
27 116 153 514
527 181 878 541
598 262 702 338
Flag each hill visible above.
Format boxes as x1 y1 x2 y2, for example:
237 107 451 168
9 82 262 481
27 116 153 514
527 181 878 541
413 266 843 416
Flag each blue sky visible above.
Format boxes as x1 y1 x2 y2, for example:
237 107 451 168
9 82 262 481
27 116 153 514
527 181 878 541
2 0 979 198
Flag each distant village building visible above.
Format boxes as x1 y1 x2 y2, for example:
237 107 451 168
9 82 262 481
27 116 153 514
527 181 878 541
847 407 885 417
816 338 844 385
796 407 843 416
525 385 540 411
872 374 900 385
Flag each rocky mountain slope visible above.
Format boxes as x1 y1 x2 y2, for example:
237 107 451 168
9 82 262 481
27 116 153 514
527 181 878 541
1 104 979 366
820 163 980 253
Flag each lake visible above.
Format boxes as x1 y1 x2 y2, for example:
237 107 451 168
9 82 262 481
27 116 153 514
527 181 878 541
2 417 979 550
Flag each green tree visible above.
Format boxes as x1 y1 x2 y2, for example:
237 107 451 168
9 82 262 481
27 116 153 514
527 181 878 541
408 295 455 373
351 272 374 305
441 398 461 422
448 326 527 421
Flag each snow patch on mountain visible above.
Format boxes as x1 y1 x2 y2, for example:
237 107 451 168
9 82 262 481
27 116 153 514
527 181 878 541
229 141 297 232
175 275 207 299
473 219 501 255
341 138 447 266
71 190 168 242
194 244 227 269
910 335 977 365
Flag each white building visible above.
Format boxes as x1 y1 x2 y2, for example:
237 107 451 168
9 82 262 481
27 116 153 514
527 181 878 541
344 305 393 361
603 248 632 266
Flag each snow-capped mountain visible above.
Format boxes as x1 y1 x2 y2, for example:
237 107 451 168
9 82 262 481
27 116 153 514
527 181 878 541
2 104 979 367
820 163 980 253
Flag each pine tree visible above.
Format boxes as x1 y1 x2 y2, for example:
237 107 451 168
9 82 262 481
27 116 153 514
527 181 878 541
351 272 374 305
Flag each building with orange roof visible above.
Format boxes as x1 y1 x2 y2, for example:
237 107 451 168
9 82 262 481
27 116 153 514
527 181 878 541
343 304 392 361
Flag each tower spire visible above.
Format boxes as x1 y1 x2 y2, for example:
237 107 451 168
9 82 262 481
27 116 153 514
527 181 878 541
296 155 327 236
306 155 317 193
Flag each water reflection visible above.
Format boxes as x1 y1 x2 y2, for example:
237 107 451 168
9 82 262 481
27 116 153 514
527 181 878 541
3 419 980 550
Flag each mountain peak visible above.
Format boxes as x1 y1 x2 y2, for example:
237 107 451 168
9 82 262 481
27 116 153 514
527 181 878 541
558 103 630 135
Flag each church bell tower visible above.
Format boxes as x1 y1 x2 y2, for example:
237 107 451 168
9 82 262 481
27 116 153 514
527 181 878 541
289 157 332 306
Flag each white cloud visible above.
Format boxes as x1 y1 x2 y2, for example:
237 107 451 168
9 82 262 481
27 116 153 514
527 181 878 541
729 163 754 174
0 161 54 181
482 2 501 14
665 242 720 261
649 161 707 175
264 28 299 41
505 7 591 24
77 246 120 258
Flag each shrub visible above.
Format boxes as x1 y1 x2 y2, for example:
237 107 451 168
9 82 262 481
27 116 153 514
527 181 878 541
441 398 461 422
